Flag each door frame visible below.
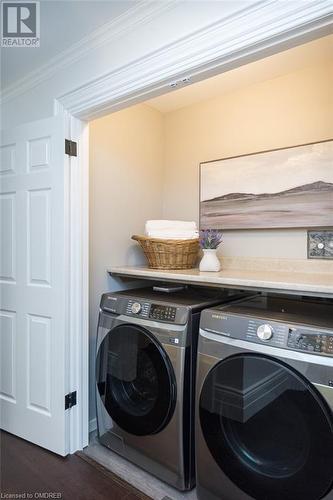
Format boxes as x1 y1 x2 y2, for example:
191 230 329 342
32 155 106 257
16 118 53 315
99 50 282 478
66 114 90 452
54 110 90 453
57 2 333 452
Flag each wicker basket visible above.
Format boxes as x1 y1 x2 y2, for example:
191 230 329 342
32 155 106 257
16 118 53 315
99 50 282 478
132 235 199 270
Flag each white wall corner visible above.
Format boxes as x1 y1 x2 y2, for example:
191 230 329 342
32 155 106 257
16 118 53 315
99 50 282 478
1 0 179 105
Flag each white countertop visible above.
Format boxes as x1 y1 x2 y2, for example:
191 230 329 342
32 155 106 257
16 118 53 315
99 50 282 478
108 265 333 298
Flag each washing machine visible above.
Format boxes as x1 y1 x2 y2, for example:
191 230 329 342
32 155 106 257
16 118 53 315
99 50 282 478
196 294 333 500
95 286 249 491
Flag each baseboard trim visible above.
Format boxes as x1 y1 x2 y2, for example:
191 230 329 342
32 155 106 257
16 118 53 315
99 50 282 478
89 418 97 433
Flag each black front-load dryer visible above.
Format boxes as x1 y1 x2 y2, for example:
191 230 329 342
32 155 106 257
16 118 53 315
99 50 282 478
96 286 249 491
196 294 333 500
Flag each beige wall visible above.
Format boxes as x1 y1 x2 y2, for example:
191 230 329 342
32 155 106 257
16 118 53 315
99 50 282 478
162 63 333 259
89 62 332 422
89 104 164 420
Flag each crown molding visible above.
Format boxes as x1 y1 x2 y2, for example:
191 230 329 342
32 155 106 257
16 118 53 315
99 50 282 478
57 0 333 120
1 0 178 104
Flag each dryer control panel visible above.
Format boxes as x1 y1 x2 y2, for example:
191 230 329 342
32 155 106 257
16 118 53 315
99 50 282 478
200 295 333 357
100 293 189 325
149 304 177 321
200 310 333 357
287 329 333 354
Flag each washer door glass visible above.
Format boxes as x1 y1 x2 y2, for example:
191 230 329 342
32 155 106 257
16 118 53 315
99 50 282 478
199 354 333 500
96 324 176 436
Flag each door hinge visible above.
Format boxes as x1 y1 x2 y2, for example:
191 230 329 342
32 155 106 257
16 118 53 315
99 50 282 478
65 139 77 157
65 391 77 410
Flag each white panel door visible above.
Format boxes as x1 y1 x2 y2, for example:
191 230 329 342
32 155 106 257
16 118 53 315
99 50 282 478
0 115 69 455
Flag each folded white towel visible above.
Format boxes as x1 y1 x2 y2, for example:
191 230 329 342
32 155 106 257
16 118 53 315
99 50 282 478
147 230 199 240
145 220 197 232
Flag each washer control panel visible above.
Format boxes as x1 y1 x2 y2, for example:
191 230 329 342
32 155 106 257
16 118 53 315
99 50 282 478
149 304 177 321
246 318 286 347
200 309 333 356
131 302 142 314
126 299 149 318
100 293 188 325
287 329 333 354
257 324 274 341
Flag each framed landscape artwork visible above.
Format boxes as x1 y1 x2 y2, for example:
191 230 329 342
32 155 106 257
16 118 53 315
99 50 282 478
199 140 333 230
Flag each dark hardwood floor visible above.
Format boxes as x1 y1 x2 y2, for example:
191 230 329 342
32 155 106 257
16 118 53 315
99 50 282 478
0 431 151 500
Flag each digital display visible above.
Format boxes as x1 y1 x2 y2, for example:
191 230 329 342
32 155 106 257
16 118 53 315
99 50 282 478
149 304 177 321
288 329 333 355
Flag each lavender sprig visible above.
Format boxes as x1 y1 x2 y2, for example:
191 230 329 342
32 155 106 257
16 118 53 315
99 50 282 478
200 229 223 249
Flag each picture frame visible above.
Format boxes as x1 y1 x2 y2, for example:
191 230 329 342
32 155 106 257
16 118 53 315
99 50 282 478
199 139 333 230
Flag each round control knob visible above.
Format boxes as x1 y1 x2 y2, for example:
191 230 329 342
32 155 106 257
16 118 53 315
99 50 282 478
257 324 274 341
131 302 142 314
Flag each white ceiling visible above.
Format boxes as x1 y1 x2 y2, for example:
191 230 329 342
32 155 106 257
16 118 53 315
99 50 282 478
1 0 259 92
1 0 138 89
146 34 333 114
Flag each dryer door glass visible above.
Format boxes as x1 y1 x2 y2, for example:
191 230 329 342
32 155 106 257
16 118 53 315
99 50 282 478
199 353 333 500
96 324 176 436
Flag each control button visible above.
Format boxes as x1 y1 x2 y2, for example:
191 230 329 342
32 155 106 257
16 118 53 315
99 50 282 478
257 324 274 341
131 302 142 314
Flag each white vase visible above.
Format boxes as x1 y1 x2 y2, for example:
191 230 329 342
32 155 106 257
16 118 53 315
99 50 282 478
199 249 221 272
